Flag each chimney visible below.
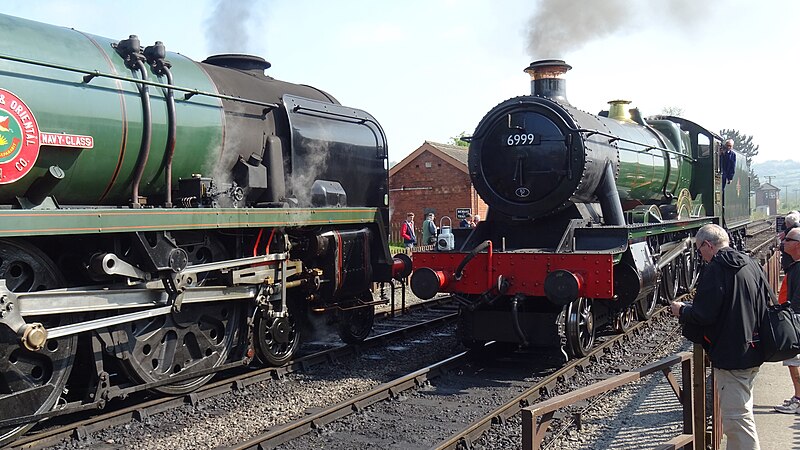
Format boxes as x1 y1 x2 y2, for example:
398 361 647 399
203 54 271 72
524 59 571 103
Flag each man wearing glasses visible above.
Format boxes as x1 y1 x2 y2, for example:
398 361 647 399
670 223 768 449
774 227 800 414
779 212 800 272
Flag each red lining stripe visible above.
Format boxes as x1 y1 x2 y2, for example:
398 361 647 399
74 30 129 204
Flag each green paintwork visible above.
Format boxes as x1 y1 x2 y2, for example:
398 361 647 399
626 217 714 240
0 207 382 237
601 119 692 205
722 148 751 227
0 13 222 204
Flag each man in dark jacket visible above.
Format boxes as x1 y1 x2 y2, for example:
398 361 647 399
719 139 736 187
670 223 767 449
779 212 799 272
774 226 800 413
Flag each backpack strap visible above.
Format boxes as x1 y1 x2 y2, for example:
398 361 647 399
754 261 779 307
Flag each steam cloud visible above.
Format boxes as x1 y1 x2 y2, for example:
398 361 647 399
287 138 332 207
204 0 263 55
526 0 716 59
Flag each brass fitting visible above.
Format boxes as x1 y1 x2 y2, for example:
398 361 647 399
21 322 48 352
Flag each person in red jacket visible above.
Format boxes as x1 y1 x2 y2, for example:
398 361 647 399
401 212 416 248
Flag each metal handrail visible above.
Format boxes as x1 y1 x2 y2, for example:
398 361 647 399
0 53 279 109
521 351 695 450
577 128 696 162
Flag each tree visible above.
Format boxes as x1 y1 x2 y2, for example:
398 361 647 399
719 128 760 189
660 106 684 116
449 131 470 148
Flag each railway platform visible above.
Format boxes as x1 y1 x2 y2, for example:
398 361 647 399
746 360 800 450
603 356 800 449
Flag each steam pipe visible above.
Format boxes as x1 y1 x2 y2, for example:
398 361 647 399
510 295 528 347
162 66 176 208
454 240 492 281
596 161 625 226
144 41 176 208
130 59 152 208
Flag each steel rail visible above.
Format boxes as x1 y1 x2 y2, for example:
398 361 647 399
432 304 682 450
227 304 677 450
540 321 685 449
6 298 457 450
231 351 470 450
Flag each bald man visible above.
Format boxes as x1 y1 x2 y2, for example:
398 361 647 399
775 227 800 413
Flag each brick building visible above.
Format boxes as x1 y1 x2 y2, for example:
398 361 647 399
389 141 488 240
755 182 780 215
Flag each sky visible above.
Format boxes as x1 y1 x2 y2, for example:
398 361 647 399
1 0 797 164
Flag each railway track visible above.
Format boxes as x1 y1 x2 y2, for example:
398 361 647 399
746 217 777 259
537 311 685 449
5 296 457 450
8 220 772 449
438 304 684 450
217 302 683 450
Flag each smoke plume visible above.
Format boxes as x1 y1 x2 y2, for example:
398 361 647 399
204 0 263 55
287 138 332 207
526 0 716 59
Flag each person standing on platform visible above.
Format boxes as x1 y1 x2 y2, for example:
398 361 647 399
401 212 416 249
422 212 437 246
774 227 800 414
779 212 800 272
670 223 768 449
460 213 474 228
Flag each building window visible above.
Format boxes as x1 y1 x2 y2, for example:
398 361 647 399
425 162 432 168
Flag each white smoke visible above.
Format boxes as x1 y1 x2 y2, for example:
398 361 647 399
287 137 332 207
204 0 265 55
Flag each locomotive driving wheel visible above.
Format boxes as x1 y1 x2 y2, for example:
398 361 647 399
565 297 595 357
677 245 700 294
635 284 659 320
659 260 681 304
111 301 245 395
0 239 77 447
613 306 636 333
